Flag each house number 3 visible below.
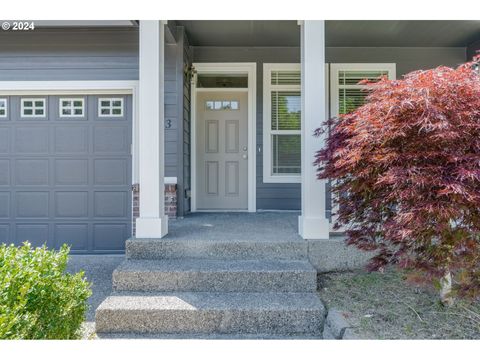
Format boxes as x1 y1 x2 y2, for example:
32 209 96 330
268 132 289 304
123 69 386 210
165 119 172 129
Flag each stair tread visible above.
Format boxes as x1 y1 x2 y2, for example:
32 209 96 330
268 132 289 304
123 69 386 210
114 259 316 273
97 291 324 312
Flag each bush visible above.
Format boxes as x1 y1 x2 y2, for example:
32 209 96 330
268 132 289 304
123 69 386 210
315 58 480 304
0 242 92 339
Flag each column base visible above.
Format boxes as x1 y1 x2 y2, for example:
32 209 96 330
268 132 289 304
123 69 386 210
135 216 169 238
298 215 330 240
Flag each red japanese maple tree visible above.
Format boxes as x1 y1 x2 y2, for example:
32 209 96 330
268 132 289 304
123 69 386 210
315 59 480 304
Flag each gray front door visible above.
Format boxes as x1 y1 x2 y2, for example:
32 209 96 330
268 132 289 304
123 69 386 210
0 94 132 253
196 92 248 210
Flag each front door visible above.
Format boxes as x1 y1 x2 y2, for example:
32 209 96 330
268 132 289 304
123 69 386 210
196 91 248 210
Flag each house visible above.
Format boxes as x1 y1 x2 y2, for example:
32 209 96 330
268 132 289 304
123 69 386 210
0 20 479 338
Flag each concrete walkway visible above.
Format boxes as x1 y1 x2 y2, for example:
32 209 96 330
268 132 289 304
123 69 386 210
67 255 124 339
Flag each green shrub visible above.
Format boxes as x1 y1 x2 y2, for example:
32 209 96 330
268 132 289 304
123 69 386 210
0 242 92 339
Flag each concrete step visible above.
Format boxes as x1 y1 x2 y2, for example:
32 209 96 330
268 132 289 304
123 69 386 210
95 291 325 336
112 259 317 292
126 238 307 261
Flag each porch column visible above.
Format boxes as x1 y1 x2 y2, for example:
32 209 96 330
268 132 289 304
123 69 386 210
298 20 330 240
135 20 168 238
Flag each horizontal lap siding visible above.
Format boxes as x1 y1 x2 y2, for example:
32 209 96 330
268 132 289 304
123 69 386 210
0 29 139 80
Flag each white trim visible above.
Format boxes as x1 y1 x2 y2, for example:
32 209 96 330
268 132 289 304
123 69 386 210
164 177 177 185
58 97 85 118
0 80 139 183
0 98 7 118
329 63 396 232
21 98 46 118
98 97 124 117
191 62 257 213
263 63 302 183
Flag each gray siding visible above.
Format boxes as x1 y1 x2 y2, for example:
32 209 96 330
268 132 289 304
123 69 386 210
467 40 480 61
193 46 467 210
0 29 139 80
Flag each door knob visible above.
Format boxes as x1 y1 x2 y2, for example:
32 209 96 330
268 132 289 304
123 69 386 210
243 146 248 151
242 154 248 159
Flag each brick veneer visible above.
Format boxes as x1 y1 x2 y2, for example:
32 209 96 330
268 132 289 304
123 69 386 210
132 183 177 237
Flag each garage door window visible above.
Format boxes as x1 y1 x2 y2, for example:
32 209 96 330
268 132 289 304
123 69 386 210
0 99 6 117
21 98 46 117
59 98 85 117
98 98 124 117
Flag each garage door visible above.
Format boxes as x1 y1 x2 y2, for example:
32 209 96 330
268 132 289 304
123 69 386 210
0 94 132 253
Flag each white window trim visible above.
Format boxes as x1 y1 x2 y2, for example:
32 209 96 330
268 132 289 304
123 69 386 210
0 98 7 118
59 97 85 118
329 63 396 232
330 63 396 118
21 98 46 118
263 63 302 183
98 97 124 117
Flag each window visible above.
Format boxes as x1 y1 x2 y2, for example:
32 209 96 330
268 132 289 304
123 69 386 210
98 98 124 117
205 100 239 110
59 98 85 117
0 98 7 117
21 98 46 117
263 64 301 183
330 63 396 117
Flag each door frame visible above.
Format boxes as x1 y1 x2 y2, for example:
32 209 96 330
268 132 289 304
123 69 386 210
190 63 256 212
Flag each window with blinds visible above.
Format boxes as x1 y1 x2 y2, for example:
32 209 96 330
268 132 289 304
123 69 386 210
264 64 302 182
263 64 301 183
333 67 394 115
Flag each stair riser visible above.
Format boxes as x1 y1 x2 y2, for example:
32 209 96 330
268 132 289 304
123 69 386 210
126 240 307 261
113 271 317 292
95 309 324 335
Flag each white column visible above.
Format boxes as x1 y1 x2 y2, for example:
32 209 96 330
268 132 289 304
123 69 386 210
298 20 330 240
135 20 168 238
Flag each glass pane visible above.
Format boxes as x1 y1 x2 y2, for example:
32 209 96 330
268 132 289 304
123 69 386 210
34 100 44 107
35 109 44 115
112 108 122 115
205 101 214 110
62 100 71 107
73 100 83 107
74 108 83 115
271 91 301 130
112 100 122 107
214 101 222 110
101 108 110 115
100 100 110 107
23 109 33 115
272 134 301 175
0 100 5 109
230 101 239 110
23 101 33 107
338 88 368 115
0 109 5 116
222 101 231 110
197 74 248 88
338 70 388 85
62 109 71 115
